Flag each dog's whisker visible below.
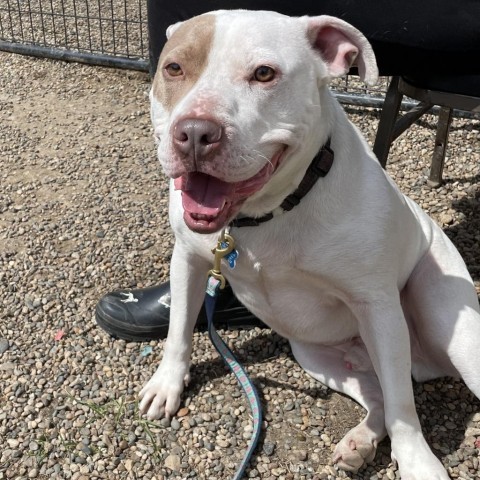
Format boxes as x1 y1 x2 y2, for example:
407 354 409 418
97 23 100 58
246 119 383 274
249 149 273 167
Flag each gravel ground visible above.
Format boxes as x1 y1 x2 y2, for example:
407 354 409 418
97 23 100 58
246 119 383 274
1 52 479 480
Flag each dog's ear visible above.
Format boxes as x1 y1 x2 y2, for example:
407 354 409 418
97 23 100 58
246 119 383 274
166 21 184 39
305 16 378 86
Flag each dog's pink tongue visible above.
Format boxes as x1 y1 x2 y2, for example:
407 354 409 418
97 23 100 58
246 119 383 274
179 172 234 215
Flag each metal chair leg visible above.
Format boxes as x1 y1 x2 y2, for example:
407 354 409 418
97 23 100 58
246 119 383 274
428 106 453 187
373 76 403 168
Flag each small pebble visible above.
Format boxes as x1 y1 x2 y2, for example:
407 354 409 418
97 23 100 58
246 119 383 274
0 339 9 355
164 454 181 471
263 442 276 456
171 418 181 430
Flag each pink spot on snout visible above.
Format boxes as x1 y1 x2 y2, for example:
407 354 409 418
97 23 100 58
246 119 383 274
345 361 353 371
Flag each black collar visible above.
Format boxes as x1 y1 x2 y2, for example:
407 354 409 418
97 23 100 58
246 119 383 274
230 139 334 228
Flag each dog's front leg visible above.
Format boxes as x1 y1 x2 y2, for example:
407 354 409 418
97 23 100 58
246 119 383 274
139 240 209 420
352 294 449 480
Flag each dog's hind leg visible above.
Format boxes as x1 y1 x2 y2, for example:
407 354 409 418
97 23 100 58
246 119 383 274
450 305 480 399
290 339 387 473
405 240 480 399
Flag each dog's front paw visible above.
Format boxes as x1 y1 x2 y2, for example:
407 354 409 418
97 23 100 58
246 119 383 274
332 424 378 472
139 364 190 420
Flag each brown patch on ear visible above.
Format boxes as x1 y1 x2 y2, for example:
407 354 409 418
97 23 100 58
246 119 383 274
152 14 216 112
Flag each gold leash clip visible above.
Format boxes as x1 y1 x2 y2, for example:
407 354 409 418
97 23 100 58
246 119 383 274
207 230 236 289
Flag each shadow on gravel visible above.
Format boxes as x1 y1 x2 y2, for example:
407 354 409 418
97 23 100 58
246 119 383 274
185 325 480 475
416 378 480 462
442 175 480 283
445 173 480 185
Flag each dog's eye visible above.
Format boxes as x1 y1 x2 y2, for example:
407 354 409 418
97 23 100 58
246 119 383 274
165 62 183 77
253 65 276 82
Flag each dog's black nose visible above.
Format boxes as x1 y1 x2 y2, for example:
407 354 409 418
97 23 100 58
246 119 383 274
173 118 223 158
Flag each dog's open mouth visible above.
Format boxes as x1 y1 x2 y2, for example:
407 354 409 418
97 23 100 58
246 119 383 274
177 172 237 233
175 148 286 233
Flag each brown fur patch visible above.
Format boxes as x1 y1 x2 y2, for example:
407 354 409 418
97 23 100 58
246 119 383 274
152 14 215 112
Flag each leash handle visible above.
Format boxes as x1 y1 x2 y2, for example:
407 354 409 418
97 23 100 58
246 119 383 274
205 233 262 479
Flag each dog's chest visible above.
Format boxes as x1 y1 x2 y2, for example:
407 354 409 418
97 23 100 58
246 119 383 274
224 243 359 344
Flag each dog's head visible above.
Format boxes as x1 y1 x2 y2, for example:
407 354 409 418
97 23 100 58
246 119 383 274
151 10 378 233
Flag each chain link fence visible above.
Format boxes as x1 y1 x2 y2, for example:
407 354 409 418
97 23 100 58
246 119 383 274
0 0 149 70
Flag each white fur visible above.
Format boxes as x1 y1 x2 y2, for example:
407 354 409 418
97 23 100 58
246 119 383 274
141 10 480 479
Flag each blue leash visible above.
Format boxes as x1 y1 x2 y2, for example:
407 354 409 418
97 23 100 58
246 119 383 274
205 231 262 479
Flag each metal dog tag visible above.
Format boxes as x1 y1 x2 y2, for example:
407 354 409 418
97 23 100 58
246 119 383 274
220 241 239 268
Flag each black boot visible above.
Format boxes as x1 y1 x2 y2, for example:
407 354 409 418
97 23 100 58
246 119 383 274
95 281 266 341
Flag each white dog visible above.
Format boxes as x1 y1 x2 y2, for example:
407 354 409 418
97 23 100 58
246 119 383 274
138 10 480 479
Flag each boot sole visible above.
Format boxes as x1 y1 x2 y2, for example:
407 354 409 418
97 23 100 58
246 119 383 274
95 302 267 342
